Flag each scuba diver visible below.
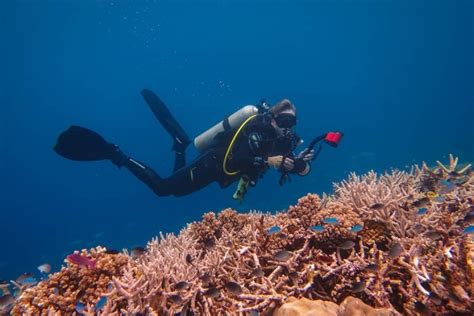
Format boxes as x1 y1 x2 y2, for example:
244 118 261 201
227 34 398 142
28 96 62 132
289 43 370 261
54 89 343 201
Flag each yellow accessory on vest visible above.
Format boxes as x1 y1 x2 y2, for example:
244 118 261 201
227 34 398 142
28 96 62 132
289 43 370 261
233 175 250 202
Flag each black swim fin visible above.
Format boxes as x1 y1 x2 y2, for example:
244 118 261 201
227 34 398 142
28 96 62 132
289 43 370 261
141 89 191 151
54 125 116 161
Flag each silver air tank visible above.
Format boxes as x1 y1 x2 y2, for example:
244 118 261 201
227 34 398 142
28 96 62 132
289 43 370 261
194 105 259 153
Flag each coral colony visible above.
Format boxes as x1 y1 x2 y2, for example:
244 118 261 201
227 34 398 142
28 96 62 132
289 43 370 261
5 155 474 315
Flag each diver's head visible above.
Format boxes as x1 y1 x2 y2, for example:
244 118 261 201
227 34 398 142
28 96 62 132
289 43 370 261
270 99 297 130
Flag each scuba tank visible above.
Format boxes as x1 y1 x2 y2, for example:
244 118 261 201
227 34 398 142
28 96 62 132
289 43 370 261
193 105 259 153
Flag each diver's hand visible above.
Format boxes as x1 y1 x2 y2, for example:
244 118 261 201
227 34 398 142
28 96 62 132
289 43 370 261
297 148 315 162
267 156 294 171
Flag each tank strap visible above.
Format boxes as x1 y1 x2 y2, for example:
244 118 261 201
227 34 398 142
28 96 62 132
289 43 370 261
222 116 232 131
222 114 258 176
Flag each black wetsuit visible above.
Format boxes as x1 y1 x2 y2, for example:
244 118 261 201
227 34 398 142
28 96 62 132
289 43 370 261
121 115 309 197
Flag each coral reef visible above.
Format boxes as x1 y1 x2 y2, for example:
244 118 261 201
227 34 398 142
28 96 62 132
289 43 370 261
11 247 129 315
9 154 473 315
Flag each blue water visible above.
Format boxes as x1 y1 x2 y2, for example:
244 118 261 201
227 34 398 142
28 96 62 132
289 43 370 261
1 0 472 281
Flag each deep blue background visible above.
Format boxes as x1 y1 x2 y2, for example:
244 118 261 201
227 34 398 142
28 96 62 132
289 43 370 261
1 0 472 280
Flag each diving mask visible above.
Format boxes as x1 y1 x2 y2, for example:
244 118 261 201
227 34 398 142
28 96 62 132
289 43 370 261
275 113 296 129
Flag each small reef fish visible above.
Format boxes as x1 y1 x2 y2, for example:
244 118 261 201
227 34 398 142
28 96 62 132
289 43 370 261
464 210 474 224
449 176 469 186
15 273 33 282
370 203 384 210
95 296 107 310
288 271 299 284
169 294 183 305
204 287 220 298
67 253 96 269
274 250 291 262
439 180 456 195
37 263 51 274
350 224 363 232
76 302 86 314
131 247 146 259
424 231 442 240
352 281 366 293
339 240 356 250
310 225 324 232
417 208 428 216
175 281 189 291
388 243 403 258
365 263 380 272
185 254 194 265
203 238 215 249
322 217 339 225
412 197 430 208
463 225 474 235
15 273 37 286
225 281 243 296
433 196 445 203
251 268 264 278
0 294 15 311
18 277 37 286
267 226 281 235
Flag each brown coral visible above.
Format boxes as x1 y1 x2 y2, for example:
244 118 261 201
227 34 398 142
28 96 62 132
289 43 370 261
11 247 129 315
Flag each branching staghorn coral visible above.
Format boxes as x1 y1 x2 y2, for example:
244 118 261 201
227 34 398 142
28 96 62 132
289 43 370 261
10 154 473 315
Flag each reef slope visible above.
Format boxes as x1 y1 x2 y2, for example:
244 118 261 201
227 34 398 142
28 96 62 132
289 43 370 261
10 155 474 315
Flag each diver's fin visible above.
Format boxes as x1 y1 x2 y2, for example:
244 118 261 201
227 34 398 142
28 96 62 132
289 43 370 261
140 89 191 151
54 125 115 161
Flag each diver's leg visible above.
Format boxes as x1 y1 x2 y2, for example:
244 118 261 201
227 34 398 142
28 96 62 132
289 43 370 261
124 155 215 197
109 147 173 196
141 89 191 153
165 151 219 196
174 150 186 172
110 147 217 197
123 158 173 197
